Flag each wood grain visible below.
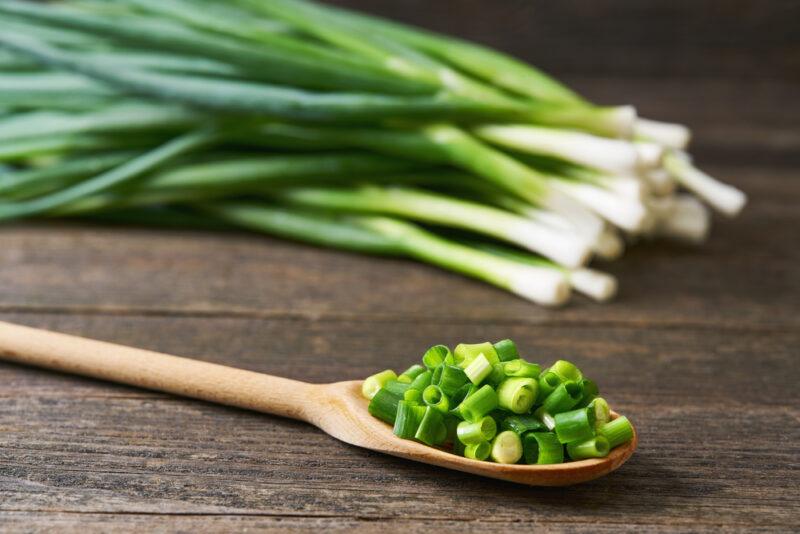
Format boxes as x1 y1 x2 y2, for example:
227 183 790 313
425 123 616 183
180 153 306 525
3 0 800 530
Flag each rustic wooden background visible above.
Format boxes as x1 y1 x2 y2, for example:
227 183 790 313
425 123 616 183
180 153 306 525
1 1 799 531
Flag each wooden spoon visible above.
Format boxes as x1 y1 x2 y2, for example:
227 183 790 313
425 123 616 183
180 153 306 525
0 320 636 486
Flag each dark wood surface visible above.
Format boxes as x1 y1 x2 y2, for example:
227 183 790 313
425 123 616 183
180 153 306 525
2 1 799 532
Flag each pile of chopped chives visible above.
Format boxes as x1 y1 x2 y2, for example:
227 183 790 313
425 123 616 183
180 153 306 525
362 340 633 464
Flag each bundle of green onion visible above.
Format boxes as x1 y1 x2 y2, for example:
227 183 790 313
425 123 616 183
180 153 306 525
0 0 747 306
362 340 633 464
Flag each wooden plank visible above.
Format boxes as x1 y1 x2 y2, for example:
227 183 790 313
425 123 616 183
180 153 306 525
0 314 798 530
0 160 797 329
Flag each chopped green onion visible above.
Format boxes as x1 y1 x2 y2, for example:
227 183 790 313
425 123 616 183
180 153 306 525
536 371 562 403
501 414 545 435
541 381 583 414
431 364 444 386
549 360 583 382
496 377 538 414
464 441 491 461
464 353 493 385
403 388 422 404
449 383 475 411
566 436 610 460
398 364 425 383
415 406 446 446
393 400 426 439
456 416 497 445
454 342 500 367
367 387 401 424
576 378 599 408
361 369 397 400
383 380 411 398
492 339 519 362
534 407 557 431
590 397 611 429
485 363 506 388
523 432 565 465
502 359 541 378
490 430 523 464
438 365 469 396
422 344 451 369
553 407 596 444
599 416 634 448
420 385 448 413
457 384 498 422
409 370 432 392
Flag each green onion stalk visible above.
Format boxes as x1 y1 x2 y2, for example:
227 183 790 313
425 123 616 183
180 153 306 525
0 0 747 307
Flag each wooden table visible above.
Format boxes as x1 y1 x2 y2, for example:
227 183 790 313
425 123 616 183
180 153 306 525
1 1 798 531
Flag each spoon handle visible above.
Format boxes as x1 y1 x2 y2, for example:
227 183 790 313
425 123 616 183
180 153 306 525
0 320 319 422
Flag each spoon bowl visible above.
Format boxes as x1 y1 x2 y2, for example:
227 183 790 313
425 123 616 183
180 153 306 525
314 380 637 486
0 321 636 487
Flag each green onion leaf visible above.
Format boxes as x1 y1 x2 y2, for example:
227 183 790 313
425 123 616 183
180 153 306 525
361 369 397 400
490 430 523 464
523 432 565 465
496 377 538 414
599 416 634 449
566 436 610 460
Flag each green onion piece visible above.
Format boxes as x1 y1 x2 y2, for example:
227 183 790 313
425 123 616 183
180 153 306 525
449 383 475 411
536 371 562 403
549 360 583 382
443 414 460 444
438 365 469 396
502 359 541 378
383 380 411 398
486 363 506 388
590 397 611 429
496 377 538 414
501 414 545 435
493 339 519 362
367 388 401 424
523 432 565 465
464 441 491 461
399 364 426 383
599 416 634 448
393 400 427 439
361 369 397 399
541 381 583 414
576 378 599 408
456 416 497 445
409 370 432 392
566 436 610 460
553 407 596 444
463 353 492 385
454 342 499 367
422 344 451 369
431 364 444 386
453 436 466 457
458 384 498 422
415 406 446 446
422 385 450 413
534 406 556 431
403 388 422 404
490 430 523 464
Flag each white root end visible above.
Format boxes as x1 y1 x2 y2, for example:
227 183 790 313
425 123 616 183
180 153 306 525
569 268 618 302
644 168 676 196
541 188 605 243
634 118 692 149
508 266 571 306
608 105 638 139
475 124 640 175
634 141 665 169
598 174 646 200
550 180 649 232
592 226 625 260
664 152 747 216
657 194 711 244
508 221 591 269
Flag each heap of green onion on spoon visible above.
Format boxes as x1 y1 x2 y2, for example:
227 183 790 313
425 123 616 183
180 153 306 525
0 0 747 306
363 340 633 464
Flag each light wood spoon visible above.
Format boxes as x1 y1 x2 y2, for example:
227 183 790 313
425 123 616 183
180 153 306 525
0 320 636 486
